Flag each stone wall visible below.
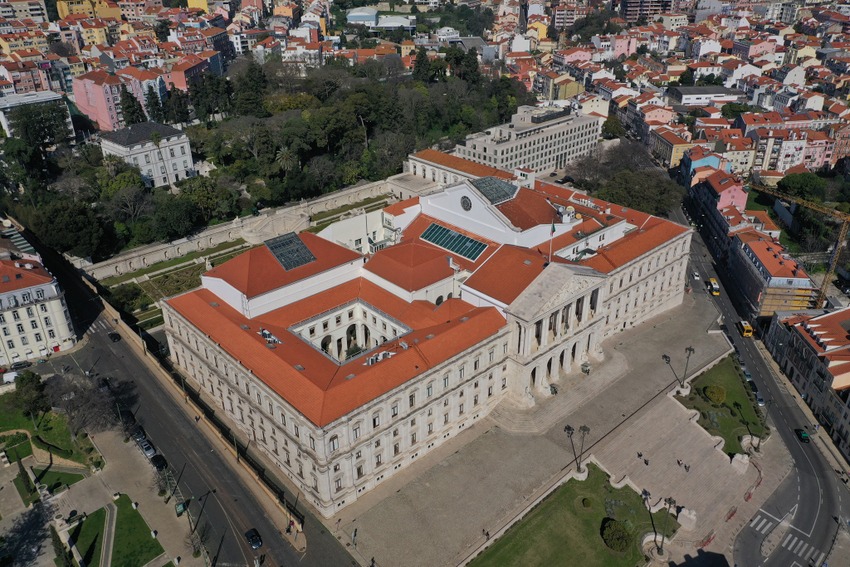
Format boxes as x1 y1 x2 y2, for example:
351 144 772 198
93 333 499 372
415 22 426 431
75 179 393 281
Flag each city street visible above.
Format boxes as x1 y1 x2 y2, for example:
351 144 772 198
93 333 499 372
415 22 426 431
32 241 356 567
676 205 849 566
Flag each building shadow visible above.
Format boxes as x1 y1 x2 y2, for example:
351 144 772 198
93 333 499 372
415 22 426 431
668 548 731 566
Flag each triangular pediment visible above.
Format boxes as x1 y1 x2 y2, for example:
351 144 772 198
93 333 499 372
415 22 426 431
506 263 605 322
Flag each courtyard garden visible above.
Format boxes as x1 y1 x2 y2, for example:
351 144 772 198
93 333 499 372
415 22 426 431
676 356 767 455
70 507 107 567
470 464 678 567
112 494 164 567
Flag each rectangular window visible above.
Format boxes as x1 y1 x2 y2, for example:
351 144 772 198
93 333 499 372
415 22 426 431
34 333 41 342
444 413 449 424
48 330 55 339
12 311 19 321
353 425 360 439
459 403 464 415
293 424 299 438
443 375 449 388
410 433 417 444
474 358 479 371
393 443 400 456
329 437 339 452
15 324 23 333
409 393 415 408
43 317 51 327
309 436 315 450
427 384 433 397
428 423 433 434
391 405 398 417
375 454 382 466
39 304 46 312
335 478 342 492
459 366 465 379
372 414 381 428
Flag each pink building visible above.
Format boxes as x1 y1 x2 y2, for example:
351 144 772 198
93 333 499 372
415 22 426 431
731 38 775 61
705 170 747 211
72 68 124 131
115 66 165 112
803 131 835 171
612 35 637 59
553 47 592 67
166 53 208 91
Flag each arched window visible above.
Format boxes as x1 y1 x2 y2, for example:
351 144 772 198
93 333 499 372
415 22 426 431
329 435 339 453
436 295 444 305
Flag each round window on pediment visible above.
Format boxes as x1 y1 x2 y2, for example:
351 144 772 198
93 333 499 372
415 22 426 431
461 196 472 211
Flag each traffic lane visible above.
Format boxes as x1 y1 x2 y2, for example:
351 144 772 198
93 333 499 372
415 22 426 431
74 333 293 567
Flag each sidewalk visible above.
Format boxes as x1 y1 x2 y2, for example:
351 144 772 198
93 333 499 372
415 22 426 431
52 429 201 567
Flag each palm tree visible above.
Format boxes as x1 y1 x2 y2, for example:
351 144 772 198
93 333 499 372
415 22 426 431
275 146 298 174
150 131 171 187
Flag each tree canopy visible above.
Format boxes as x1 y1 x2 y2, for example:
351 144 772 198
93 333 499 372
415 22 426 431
13 371 49 419
119 85 146 126
8 101 69 154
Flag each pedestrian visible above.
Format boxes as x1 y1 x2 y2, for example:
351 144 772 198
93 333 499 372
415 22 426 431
676 459 682 467
485 531 490 540
637 451 643 459
644 458 649 466
482 529 486 537
195 415 200 423
684 464 690 472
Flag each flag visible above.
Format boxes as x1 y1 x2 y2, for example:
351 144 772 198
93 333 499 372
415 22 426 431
551 221 556 235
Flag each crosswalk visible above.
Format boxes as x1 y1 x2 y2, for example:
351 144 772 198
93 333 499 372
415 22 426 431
84 319 113 335
780 532 825 564
749 513 774 535
748 514 826 564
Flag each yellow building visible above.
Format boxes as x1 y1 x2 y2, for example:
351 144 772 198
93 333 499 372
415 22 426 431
57 0 121 19
78 21 109 47
186 0 209 13
0 31 49 54
650 127 694 168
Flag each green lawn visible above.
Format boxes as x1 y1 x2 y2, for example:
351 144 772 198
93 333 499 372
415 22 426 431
12 474 39 506
676 356 767 455
745 188 774 212
32 467 85 494
99 239 246 286
112 494 164 567
0 392 100 467
70 507 106 567
3 438 32 459
470 465 677 567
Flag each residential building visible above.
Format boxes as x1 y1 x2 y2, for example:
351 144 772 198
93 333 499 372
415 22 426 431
620 0 672 23
163 161 691 518
666 86 743 107
650 127 694 168
0 228 75 365
453 106 601 173
765 308 850 462
0 0 47 21
71 69 125 131
100 122 195 187
57 0 121 19
0 91 74 140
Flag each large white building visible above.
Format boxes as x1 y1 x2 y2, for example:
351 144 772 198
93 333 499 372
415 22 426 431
163 153 691 518
0 91 74 141
0 227 75 365
100 122 195 188
453 106 602 173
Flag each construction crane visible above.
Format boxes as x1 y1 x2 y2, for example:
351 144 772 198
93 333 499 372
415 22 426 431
752 184 850 308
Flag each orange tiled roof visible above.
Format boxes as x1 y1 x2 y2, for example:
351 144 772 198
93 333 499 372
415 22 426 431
411 149 515 181
203 232 361 299
168 280 505 427
0 260 52 292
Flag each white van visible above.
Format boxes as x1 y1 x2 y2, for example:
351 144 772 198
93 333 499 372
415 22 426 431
2 371 18 384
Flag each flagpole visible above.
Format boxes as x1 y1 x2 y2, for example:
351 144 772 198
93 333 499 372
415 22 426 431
548 220 555 263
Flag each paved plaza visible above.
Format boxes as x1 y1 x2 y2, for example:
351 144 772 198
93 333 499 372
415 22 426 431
331 290 793 567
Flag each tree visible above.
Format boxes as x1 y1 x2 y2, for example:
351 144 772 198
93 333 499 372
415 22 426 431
601 115 626 139
721 103 760 119
233 61 269 117
153 196 200 240
413 48 430 82
45 374 117 436
778 172 827 201
119 85 146 126
677 68 694 86
179 177 238 222
109 184 152 223
145 85 165 123
30 199 104 258
163 89 190 125
154 19 171 42
596 170 684 216
8 101 70 155
13 371 49 420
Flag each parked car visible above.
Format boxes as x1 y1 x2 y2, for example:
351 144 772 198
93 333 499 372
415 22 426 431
245 528 263 550
150 455 168 472
130 426 146 444
743 370 753 382
10 361 31 370
139 440 156 459
794 429 810 443
756 393 765 407
692 271 701 280
748 381 759 394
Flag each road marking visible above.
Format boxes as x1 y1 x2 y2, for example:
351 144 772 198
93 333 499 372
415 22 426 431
755 518 767 531
816 551 826 564
783 534 795 548
750 516 761 527
804 547 815 560
793 540 805 554
759 520 773 534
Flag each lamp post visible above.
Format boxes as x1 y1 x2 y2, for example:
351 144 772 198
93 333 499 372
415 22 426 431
662 353 681 387
642 489 657 550
564 425 578 469
660 497 676 554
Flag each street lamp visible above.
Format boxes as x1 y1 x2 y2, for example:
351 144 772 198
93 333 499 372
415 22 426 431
642 489 658 550
660 497 676 554
564 425 578 469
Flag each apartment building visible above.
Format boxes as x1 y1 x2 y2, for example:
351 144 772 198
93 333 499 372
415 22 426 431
0 91 74 140
453 106 601 174
764 308 850 461
71 69 125 131
163 159 690 519
100 122 195 187
0 0 47 21
619 0 672 23
0 227 75 366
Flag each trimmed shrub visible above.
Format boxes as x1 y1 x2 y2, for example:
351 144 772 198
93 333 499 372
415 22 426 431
703 385 726 405
31 436 73 459
601 517 632 552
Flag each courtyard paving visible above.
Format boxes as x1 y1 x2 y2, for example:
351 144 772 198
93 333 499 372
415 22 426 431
332 289 790 567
